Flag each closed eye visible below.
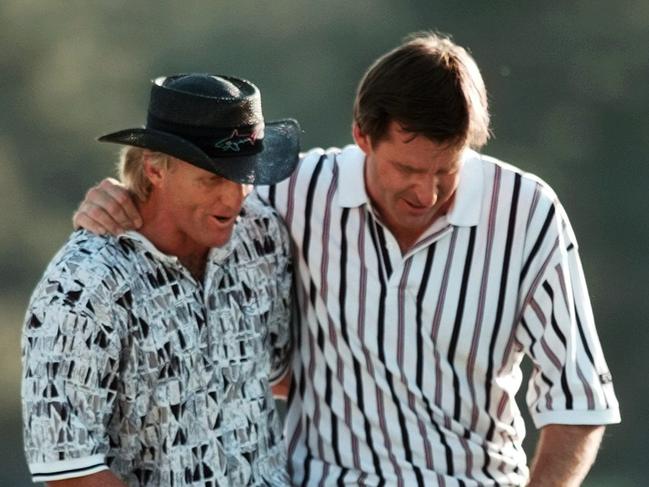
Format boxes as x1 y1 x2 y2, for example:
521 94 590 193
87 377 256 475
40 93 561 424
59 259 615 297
393 162 422 175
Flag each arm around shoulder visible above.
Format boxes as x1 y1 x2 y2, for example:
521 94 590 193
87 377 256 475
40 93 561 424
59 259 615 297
72 177 142 235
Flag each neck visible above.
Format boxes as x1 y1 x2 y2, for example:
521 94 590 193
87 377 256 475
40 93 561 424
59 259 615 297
137 197 208 281
373 196 455 254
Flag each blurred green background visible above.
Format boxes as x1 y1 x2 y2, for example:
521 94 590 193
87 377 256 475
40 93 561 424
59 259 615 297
1 1 647 485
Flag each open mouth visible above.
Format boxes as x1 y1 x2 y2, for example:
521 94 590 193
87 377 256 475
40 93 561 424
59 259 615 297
212 215 236 224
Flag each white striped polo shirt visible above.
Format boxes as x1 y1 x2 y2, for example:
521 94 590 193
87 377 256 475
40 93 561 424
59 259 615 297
258 144 620 486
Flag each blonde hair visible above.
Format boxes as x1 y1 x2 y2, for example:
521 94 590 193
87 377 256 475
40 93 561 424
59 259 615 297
117 147 172 201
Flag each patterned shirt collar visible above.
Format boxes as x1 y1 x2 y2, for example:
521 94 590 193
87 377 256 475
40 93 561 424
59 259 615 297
117 211 247 266
336 144 484 227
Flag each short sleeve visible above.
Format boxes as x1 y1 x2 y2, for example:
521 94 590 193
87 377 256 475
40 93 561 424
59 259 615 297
21 264 123 482
516 197 620 429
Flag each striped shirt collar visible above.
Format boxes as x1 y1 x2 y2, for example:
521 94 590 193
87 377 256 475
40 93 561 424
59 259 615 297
337 144 484 227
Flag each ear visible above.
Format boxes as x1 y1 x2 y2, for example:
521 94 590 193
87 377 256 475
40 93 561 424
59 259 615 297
142 151 167 187
352 123 372 155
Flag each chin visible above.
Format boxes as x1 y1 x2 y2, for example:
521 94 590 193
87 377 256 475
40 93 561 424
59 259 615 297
209 233 234 248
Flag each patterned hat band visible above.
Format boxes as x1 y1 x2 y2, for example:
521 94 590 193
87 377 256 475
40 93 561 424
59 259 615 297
146 112 265 157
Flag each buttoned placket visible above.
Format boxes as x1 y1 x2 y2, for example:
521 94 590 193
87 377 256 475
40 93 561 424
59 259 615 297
120 231 233 395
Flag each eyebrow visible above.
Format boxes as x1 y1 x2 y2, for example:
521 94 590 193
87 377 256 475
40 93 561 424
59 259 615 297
391 160 458 173
391 160 424 171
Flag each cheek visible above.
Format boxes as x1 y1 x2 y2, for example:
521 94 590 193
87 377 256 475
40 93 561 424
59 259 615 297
167 193 206 223
382 169 409 194
438 177 460 201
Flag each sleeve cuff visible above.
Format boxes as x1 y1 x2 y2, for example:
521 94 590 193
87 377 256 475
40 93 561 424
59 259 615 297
29 454 108 482
531 408 621 429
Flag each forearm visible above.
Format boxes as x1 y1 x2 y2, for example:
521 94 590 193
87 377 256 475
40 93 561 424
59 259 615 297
47 469 127 487
528 424 605 487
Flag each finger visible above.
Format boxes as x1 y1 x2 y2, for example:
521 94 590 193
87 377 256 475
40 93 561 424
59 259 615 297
83 185 135 231
72 206 118 236
99 181 142 228
73 201 125 235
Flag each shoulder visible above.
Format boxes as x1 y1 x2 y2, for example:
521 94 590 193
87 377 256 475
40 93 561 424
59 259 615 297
28 231 135 314
475 152 577 245
23 232 136 347
473 151 561 206
274 146 345 203
297 146 343 178
239 194 291 250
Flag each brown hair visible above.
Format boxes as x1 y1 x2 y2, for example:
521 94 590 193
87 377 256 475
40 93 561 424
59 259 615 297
353 31 490 149
117 147 172 201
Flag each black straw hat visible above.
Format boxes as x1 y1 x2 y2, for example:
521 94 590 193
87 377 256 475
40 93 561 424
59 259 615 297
98 73 300 185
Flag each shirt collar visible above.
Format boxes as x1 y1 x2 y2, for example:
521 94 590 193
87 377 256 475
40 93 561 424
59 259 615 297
337 144 369 208
118 231 181 265
117 213 244 266
447 150 483 227
337 144 483 227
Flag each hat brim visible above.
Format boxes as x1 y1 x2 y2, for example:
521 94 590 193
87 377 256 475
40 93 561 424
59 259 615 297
97 119 300 185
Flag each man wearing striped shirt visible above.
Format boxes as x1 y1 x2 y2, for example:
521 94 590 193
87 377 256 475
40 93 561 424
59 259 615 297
74 33 620 486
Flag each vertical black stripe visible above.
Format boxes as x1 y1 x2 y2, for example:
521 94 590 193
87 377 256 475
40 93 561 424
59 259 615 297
268 183 276 208
415 243 454 474
447 227 477 421
542 282 567 345
521 204 555 281
324 366 342 466
287 286 303 409
367 217 389 283
560 369 574 410
300 154 326 485
336 467 348 486
520 317 537 359
575 307 595 367
337 208 382 479
482 172 521 482
302 154 327 263
371 231 424 486
542 282 573 409
338 208 351 345
309 280 317 308
569 263 598 388
375 225 393 279
416 245 436 388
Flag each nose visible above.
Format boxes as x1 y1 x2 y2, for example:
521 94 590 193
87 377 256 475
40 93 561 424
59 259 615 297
411 177 437 208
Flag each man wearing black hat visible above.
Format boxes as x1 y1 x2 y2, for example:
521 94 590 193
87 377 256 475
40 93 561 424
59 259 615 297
21 74 299 486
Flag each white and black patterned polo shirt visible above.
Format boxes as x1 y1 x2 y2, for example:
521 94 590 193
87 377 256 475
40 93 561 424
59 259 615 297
21 195 293 486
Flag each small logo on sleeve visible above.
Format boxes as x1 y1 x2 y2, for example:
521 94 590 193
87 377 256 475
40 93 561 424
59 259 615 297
599 372 613 384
